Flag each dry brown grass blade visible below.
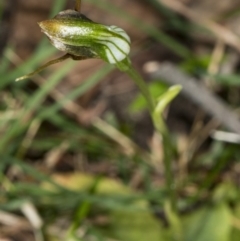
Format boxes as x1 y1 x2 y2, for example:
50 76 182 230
7 50 151 160
0 211 30 229
158 0 240 52
21 202 43 230
205 40 225 88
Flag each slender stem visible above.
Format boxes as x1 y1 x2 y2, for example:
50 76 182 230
16 54 70 81
152 112 177 212
121 62 177 212
75 0 81 12
125 67 155 112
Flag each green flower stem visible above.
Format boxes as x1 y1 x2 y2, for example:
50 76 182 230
152 85 182 212
117 58 177 212
125 68 155 113
116 58 155 113
152 112 177 212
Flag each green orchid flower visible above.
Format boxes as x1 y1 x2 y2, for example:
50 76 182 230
39 9 131 64
16 8 131 81
15 1 182 215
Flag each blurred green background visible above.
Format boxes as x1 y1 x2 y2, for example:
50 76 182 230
1 0 240 240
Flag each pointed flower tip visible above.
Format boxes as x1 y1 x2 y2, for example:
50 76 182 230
38 21 45 31
38 19 63 39
38 20 46 30
15 76 24 82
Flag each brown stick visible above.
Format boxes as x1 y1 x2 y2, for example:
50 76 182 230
75 0 81 12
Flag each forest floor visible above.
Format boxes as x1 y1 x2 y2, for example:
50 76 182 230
1 0 240 240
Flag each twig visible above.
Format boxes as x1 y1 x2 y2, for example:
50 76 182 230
75 0 81 12
0 211 30 229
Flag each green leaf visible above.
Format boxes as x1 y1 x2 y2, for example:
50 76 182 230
47 172 170 241
213 74 240 86
183 203 232 241
154 85 182 116
106 208 169 241
164 200 183 241
129 81 168 113
231 203 240 241
180 55 210 75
